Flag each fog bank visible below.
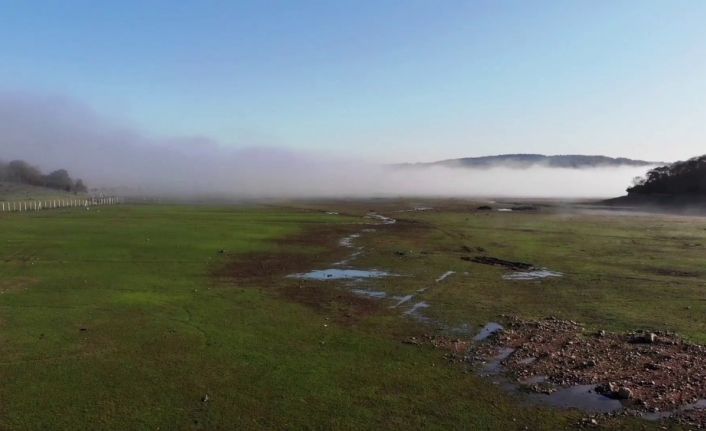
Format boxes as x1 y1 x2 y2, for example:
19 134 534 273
0 92 650 199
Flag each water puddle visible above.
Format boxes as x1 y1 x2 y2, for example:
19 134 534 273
339 233 361 248
397 207 433 213
435 271 455 282
288 269 395 280
392 294 414 308
403 301 431 323
503 270 563 280
497 208 513 212
520 374 546 385
474 322 504 341
482 349 624 414
333 250 362 266
476 339 640 417
351 289 387 299
528 385 623 413
367 213 397 225
482 347 515 375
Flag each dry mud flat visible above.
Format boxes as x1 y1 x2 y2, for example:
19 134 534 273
465 316 706 427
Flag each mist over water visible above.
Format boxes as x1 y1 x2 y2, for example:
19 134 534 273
0 92 651 199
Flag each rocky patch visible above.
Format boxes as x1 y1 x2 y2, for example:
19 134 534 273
471 316 706 424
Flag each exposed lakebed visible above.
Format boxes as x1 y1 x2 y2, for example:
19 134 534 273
286 210 705 426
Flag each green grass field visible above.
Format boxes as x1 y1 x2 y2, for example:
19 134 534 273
1 202 700 430
351 206 706 343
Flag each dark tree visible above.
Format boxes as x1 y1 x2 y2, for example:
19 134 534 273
6 160 43 186
627 155 706 195
0 159 88 192
43 169 73 191
73 179 87 193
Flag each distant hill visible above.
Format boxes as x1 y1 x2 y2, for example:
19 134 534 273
397 154 662 169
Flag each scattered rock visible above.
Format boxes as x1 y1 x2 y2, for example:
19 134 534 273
617 386 633 400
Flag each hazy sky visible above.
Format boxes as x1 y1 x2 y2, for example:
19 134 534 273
1 0 705 163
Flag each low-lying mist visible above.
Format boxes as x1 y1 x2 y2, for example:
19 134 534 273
0 92 651 199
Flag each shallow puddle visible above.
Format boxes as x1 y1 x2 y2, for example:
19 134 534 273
503 270 563 280
397 207 433 213
474 322 504 341
339 233 361 248
333 250 362 266
367 213 397 225
288 269 395 280
481 348 626 415
392 294 415 308
482 347 515 375
403 301 431 323
435 271 455 282
528 385 623 413
520 374 546 384
405 301 429 314
351 289 387 299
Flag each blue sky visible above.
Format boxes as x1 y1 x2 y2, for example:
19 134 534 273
1 0 705 162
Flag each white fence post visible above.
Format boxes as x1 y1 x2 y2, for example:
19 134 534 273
1 196 122 214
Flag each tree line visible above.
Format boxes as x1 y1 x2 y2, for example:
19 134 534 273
628 155 706 195
0 160 87 193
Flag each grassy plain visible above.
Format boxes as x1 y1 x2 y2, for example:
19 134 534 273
347 203 706 343
0 201 702 430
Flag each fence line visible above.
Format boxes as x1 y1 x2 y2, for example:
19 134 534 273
0 197 123 213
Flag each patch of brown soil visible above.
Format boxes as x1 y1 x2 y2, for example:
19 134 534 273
0 277 38 294
473 316 706 418
214 219 411 326
404 334 472 362
280 283 384 326
213 224 356 280
649 267 702 278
